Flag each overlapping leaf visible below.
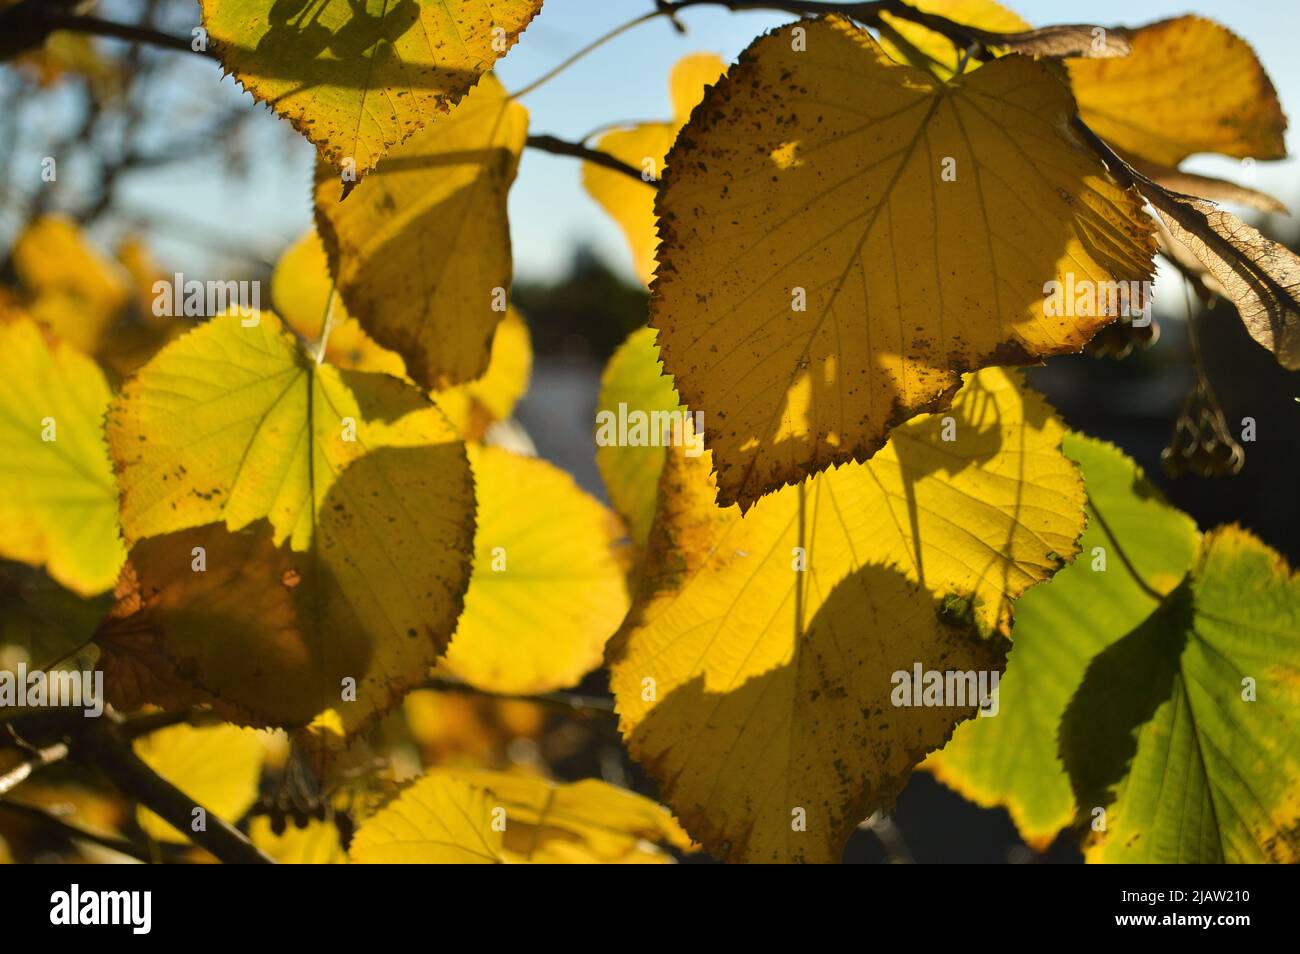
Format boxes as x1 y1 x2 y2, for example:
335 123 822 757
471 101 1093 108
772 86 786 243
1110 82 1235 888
609 368 1084 862
200 0 542 177
442 445 628 695
100 312 475 733
931 436 1300 861
652 16 1154 509
926 434 1198 846
1142 184 1300 369
10 216 130 357
444 769 693 863
134 723 266 844
0 317 125 595
1068 16 1287 167
1064 526 1300 863
349 772 505 863
272 228 533 435
582 53 726 285
0 563 110 675
350 768 690 863
594 327 685 548
314 74 527 389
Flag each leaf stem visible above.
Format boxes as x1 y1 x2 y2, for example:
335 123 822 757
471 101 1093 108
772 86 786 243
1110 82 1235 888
316 288 339 365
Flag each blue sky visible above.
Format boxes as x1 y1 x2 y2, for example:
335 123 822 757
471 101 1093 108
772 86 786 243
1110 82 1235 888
74 0 1300 283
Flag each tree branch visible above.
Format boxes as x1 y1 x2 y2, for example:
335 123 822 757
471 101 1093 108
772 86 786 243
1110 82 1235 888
74 718 274 864
0 1 209 60
526 134 648 185
0 800 193 863
0 740 68 798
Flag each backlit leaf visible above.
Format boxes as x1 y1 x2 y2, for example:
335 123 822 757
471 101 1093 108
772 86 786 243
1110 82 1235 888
273 229 534 437
1062 526 1300 863
249 817 347 863
11 215 130 356
1069 16 1288 167
349 772 505 863
0 317 125 595
878 4 1287 172
134 723 266 844
1141 185 1300 369
582 53 726 285
199 0 542 178
652 16 1154 509
926 434 1198 847
271 229 405 376
102 312 475 732
609 368 1083 861
314 74 527 389
594 327 685 548
438 769 694 863
442 446 628 695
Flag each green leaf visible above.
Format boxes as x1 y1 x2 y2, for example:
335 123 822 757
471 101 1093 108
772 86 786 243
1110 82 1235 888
932 435 1300 862
1063 526 1300 862
927 434 1198 847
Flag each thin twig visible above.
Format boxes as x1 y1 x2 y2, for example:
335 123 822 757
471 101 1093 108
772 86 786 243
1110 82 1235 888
0 800 191 863
510 10 666 99
0 740 69 798
0 2 210 59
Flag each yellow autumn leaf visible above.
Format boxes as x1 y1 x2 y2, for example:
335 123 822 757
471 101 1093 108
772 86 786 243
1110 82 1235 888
134 723 266 844
102 312 475 732
0 317 125 595
271 229 405 377
249 817 347 863
594 326 686 548
11 215 130 355
878 3 1287 167
404 690 545 767
1069 17 1288 167
272 228 533 438
431 309 532 441
442 445 628 695
652 16 1154 510
877 0 1032 78
314 73 528 389
582 52 726 285
350 772 505 863
199 0 542 178
438 769 693 863
608 368 1084 862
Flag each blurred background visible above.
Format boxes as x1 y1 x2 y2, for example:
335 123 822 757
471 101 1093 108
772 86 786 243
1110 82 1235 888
1 0 1298 863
